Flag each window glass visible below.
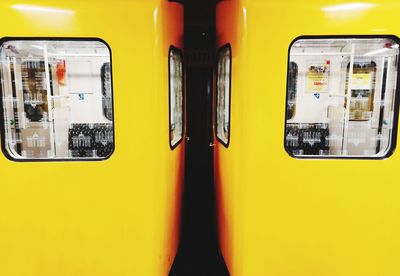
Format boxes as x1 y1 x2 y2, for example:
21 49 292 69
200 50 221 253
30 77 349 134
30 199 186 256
169 47 184 149
216 44 231 146
0 39 114 160
285 37 399 158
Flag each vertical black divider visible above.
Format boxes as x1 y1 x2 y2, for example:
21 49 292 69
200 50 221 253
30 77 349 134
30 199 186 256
169 0 230 275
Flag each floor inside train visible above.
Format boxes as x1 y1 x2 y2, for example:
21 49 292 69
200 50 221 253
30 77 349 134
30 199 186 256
169 0 230 275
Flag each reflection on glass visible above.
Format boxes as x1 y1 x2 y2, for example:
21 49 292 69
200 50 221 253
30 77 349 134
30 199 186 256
285 37 399 158
0 39 114 160
216 44 231 146
169 47 184 148
101 62 113 121
287 62 298 120
346 61 377 121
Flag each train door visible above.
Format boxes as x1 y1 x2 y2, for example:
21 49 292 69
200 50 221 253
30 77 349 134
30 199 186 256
215 1 400 275
0 1 184 276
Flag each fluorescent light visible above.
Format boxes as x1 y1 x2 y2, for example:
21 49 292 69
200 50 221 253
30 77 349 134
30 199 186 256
12 4 75 14
31 45 43 50
364 48 389 56
321 3 376 12
47 53 109 57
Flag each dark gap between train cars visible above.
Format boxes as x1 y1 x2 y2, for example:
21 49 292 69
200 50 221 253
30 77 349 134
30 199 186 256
169 0 230 275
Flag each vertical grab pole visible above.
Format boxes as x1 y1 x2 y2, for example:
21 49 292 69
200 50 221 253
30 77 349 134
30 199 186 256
342 43 355 155
376 57 389 154
43 44 56 157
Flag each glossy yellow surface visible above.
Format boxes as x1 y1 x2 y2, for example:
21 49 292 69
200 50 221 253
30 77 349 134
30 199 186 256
216 0 400 275
0 1 184 275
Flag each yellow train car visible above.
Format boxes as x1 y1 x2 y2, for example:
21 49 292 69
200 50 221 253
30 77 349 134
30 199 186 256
215 0 400 275
0 1 185 276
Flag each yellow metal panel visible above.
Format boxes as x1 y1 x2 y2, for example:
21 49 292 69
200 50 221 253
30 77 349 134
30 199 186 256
216 0 400 275
0 1 184 275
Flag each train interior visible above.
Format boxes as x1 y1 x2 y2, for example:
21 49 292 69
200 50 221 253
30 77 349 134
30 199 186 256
286 38 399 157
0 40 113 159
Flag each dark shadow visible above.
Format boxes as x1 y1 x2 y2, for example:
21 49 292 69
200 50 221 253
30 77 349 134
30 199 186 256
169 1 230 275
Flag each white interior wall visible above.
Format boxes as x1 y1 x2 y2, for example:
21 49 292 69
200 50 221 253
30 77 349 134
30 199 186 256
52 56 111 157
66 56 111 124
289 55 343 124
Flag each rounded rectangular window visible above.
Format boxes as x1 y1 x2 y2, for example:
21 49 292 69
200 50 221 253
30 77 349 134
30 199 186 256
169 46 184 149
0 38 114 161
285 36 400 158
216 44 231 147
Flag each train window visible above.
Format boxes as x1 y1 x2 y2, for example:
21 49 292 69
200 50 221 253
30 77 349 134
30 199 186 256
0 38 114 161
216 44 231 147
169 46 184 149
285 36 400 158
